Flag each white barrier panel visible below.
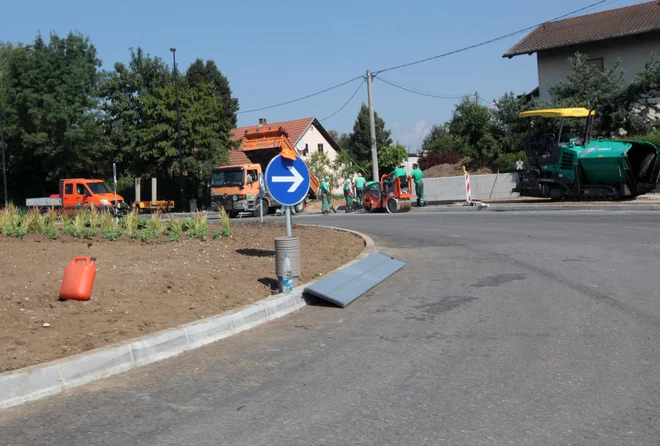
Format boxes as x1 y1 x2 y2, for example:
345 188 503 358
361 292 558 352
423 173 519 202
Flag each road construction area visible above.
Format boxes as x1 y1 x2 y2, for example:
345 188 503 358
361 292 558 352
2 210 660 445
0 223 362 372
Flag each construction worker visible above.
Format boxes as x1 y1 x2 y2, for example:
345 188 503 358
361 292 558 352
343 177 354 212
386 162 408 194
320 175 331 214
354 172 366 206
411 163 426 207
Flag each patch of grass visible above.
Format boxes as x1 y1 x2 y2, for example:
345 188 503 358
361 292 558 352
72 213 86 237
211 229 221 240
83 227 96 240
99 210 116 234
123 210 139 234
61 212 72 228
167 215 183 242
88 204 99 229
2 225 16 237
23 208 47 233
77 207 91 228
219 208 230 237
140 229 151 243
46 207 59 227
45 226 59 240
15 226 28 238
101 228 118 241
0 203 21 232
191 212 208 240
148 213 165 238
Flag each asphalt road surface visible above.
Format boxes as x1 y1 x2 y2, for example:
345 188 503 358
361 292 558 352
2 210 660 445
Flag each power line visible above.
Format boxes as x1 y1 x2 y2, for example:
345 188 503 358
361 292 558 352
320 77 366 121
237 75 364 115
377 77 463 99
378 76 494 104
373 0 610 74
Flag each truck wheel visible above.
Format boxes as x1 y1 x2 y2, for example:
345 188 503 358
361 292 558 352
252 199 267 218
549 187 564 201
294 200 306 213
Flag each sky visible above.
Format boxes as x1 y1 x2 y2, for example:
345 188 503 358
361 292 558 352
0 0 648 152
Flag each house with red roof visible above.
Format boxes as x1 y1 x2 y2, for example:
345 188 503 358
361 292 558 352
504 1 660 101
230 117 343 175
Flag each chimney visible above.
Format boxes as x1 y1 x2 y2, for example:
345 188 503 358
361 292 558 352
258 118 267 126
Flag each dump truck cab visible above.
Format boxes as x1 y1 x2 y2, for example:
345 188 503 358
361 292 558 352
210 163 263 217
515 108 660 200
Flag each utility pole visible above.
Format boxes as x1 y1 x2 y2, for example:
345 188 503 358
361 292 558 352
366 70 379 182
0 98 7 206
475 91 479 104
170 48 185 212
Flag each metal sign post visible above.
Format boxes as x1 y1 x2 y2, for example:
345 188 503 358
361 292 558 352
112 163 118 221
259 173 265 223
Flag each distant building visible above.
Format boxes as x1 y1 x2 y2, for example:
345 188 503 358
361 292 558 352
230 117 343 168
503 1 660 101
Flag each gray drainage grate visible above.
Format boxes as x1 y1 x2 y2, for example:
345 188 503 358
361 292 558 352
304 253 407 307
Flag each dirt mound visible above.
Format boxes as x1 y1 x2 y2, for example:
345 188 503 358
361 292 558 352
0 222 363 372
423 157 493 178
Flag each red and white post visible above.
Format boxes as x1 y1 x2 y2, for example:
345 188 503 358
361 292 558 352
462 166 488 208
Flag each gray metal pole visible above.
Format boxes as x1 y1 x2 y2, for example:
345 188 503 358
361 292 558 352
285 206 292 237
366 70 379 182
0 99 7 206
170 48 184 212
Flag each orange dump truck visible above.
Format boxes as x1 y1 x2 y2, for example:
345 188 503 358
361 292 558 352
210 126 320 217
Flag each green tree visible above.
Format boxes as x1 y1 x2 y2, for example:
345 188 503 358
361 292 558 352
306 151 332 183
547 52 648 136
1 32 104 200
378 143 408 173
421 124 468 155
185 58 239 127
627 53 660 130
345 104 392 166
448 97 500 162
99 49 238 199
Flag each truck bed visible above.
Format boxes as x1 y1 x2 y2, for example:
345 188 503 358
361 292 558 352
26 197 62 207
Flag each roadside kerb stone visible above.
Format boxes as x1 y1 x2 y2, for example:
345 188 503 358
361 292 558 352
414 203 660 213
0 226 375 411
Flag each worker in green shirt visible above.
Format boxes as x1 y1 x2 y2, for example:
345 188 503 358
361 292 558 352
343 177 354 212
320 176 331 214
411 163 426 207
354 172 366 206
385 162 408 194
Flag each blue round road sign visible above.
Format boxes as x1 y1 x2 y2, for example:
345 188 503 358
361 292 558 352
265 154 311 206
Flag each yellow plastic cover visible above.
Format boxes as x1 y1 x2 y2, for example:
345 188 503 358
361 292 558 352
519 108 596 118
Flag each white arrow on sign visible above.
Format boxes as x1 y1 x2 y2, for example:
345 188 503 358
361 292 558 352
273 166 304 193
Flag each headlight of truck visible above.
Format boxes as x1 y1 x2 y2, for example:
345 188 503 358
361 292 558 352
101 199 111 205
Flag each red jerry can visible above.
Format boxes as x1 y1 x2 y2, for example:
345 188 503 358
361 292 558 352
59 257 97 301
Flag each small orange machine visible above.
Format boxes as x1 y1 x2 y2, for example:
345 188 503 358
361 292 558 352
363 175 413 213
60 257 97 301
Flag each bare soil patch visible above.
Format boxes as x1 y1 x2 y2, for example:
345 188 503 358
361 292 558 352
0 223 363 372
424 157 493 178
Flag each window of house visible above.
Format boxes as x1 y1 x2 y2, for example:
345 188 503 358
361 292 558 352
65 184 73 195
302 143 309 156
318 143 324 154
587 57 604 72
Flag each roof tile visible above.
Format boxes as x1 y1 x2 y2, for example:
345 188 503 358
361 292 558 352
504 1 660 57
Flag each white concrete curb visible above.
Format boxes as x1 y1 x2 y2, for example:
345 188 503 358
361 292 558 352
0 227 375 411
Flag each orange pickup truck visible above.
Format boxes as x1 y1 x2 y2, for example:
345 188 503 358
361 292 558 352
25 179 130 215
210 127 320 217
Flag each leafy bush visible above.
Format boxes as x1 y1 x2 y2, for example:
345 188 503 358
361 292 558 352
492 151 528 172
211 229 221 240
636 132 660 148
418 152 462 171
15 227 28 238
140 229 151 243
83 227 96 240
45 226 59 240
